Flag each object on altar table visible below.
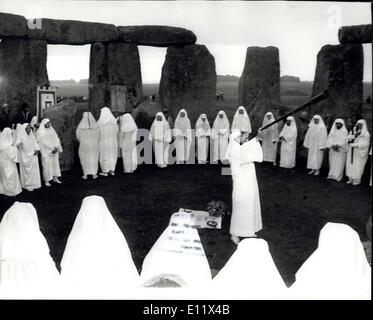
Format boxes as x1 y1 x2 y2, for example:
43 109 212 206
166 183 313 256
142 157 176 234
177 208 222 229
206 200 229 217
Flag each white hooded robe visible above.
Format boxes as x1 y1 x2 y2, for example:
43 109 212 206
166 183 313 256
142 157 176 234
149 112 172 168
14 123 41 190
290 223 371 299
97 107 118 173
211 111 230 162
76 112 99 176
325 119 348 181
36 119 63 182
119 113 138 173
345 119 370 184
195 114 211 163
173 109 192 163
60 195 140 298
0 202 60 298
279 116 297 169
226 133 263 237
0 128 22 196
303 115 328 170
258 112 279 163
231 106 252 134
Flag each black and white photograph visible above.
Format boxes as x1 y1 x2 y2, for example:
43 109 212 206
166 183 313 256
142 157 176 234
0 0 371 304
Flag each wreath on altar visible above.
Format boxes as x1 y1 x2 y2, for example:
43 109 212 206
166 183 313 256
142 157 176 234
206 201 229 218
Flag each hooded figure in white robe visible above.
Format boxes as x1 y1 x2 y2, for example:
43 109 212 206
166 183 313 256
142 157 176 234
30 116 38 133
76 112 99 179
258 112 279 165
0 128 22 197
13 123 22 162
346 119 370 185
211 238 288 299
36 119 63 186
60 196 140 298
231 106 252 134
173 109 192 164
226 131 263 244
97 107 118 176
290 223 371 300
279 116 297 169
149 112 172 168
195 114 211 164
14 123 41 191
0 202 60 298
140 211 212 288
119 113 138 173
303 115 328 175
211 111 230 163
325 119 348 181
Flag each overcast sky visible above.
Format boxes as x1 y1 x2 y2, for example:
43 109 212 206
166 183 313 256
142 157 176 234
1 0 371 83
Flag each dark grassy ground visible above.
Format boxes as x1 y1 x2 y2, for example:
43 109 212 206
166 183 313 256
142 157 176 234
0 154 371 287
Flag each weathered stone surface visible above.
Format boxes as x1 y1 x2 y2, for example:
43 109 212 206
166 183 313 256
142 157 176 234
28 18 119 45
117 25 196 47
238 46 280 131
42 99 77 171
159 45 216 124
0 12 28 37
311 44 363 119
0 38 48 119
339 24 372 44
88 42 143 118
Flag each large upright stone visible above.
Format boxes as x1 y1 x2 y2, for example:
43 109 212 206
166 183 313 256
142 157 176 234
117 25 196 47
0 38 48 119
238 46 280 131
159 44 216 123
0 12 28 37
28 18 119 45
42 99 77 171
311 44 363 119
89 42 143 118
339 24 372 44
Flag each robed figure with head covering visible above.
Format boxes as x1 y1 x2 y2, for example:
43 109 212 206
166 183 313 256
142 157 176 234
119 113 138 173
231 106 252 134
173 109 192 164
76 112 99 180
258 112 279 165
97 107 118 176
14 123 41 191
211 111 230 163
195 114 211 164
226 131 263 245
290 223 371 299
303 115 328 176
149 112 172 168
346 119 371 185
36 118 63 186
211 238 288 299
0 128 22 196
60 196 140 298
279 116 297 169
325 119 348 181
0 202 60 298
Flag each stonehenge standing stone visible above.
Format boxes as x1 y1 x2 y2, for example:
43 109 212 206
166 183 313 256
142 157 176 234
0 38 48 119
42 99 77 171
311 44 363 119
117 25 197 47
28 18 119 45
338 24 372 44
0 12 28 37
88 42 143 118
238 46 280 131
159 44 216 124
